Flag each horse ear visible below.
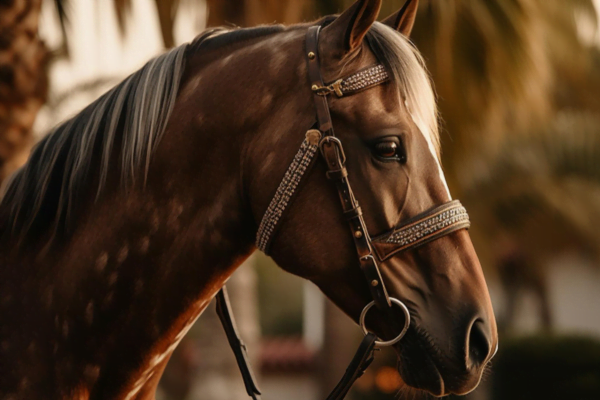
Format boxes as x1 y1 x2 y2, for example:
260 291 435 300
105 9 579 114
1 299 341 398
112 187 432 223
382 0 419 37
321 0 382 56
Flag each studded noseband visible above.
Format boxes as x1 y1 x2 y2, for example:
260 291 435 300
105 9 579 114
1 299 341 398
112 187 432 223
216 24 471 400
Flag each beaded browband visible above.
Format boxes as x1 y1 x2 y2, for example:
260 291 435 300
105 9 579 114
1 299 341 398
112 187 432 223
311 64 390 97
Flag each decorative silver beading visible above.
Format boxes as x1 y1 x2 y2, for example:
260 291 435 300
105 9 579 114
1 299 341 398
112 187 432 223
256 130 322 252
376 203 470 248
339 64 389 95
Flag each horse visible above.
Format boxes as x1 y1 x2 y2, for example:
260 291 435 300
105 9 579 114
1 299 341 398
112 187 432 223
0 0 498 398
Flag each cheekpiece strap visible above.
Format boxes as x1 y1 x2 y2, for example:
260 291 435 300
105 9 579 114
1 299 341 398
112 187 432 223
306 25 392 311
306 25 335 134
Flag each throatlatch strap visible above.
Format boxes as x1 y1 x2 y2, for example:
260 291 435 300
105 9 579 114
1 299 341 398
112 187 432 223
216 287 262 400
255 130 321 253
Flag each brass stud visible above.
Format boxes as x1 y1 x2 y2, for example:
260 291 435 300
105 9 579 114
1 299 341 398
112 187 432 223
305 129 322 145
308 51 316 60
371 280 379 287
354 230 363 238
311 84 319 91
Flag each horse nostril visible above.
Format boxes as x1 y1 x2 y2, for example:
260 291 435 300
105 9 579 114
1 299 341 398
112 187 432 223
467 319 491 368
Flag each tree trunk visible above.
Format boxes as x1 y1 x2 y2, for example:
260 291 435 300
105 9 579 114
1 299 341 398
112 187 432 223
0 0 47 184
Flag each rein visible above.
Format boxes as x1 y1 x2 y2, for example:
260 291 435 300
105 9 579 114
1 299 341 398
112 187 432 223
215 24 470 400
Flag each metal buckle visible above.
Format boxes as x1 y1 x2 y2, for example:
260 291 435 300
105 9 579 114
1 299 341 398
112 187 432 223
318 136 347 165
359 297 410 347
311 79 344 97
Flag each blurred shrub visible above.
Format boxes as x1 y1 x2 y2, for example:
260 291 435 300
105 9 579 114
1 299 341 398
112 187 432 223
255 252 304 336
492 335 600 400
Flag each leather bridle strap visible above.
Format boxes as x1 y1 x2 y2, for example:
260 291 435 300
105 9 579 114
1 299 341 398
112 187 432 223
216 288 262 400
372 199 470 260
216 22 471 400
216 286 379 400
325 333 378 400
306 25 392 311
214 25 394 400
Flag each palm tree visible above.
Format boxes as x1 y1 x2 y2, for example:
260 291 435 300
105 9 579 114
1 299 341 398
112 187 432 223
0 0 48 183
397 0 598 190
205 0 312 27
0 0 198 186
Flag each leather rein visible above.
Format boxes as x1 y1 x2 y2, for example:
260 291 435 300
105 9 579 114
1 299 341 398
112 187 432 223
215 25 471 400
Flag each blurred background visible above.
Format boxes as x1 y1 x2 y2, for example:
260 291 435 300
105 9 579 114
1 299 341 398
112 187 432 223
1 0 600 399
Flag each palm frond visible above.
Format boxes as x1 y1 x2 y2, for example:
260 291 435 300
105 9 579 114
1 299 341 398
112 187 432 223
465 111 600 261
52 0 69 38
50 0 70 58
112 0 133 37
368 0 597 193
154 0 179 48
49 0 187 50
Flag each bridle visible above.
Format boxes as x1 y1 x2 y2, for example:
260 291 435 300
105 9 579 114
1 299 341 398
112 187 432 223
214 24 471 400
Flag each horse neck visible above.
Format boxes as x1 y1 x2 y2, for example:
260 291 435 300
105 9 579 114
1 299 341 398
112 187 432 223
0 28 313 397
0 49 275 399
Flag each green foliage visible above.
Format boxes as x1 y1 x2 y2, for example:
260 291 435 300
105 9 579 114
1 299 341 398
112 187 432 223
492 335 600 400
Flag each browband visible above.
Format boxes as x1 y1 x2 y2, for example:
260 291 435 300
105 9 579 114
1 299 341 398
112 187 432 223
311 64 390 97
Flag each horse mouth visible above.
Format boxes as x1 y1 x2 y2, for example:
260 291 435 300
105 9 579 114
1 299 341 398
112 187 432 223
396 347 447 397
394 328 486 397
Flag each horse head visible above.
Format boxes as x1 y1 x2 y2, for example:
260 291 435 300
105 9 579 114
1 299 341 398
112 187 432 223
248 0 498 395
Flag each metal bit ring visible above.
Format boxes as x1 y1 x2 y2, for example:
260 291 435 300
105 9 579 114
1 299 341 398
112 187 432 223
359 297 411 347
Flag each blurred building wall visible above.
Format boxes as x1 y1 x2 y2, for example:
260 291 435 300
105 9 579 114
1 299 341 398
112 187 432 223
489 254 600 336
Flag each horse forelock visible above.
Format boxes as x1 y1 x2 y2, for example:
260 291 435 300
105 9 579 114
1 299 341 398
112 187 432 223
366 22 441 159
366 22 448 196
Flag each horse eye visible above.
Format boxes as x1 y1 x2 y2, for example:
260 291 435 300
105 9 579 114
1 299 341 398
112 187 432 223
375 141 398 157
374 139 405 162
